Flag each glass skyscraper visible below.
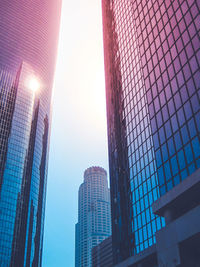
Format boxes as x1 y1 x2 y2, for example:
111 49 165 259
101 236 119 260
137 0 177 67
102 0 200 265
0 1 61 266
75 167 111 267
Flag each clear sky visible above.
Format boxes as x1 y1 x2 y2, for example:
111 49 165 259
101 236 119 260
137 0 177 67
42 0 109 266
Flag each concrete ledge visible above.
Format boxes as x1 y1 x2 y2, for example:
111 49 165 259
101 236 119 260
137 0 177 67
114 245 157 267
156 205 200 246
155 205 200 266
152 168 200 218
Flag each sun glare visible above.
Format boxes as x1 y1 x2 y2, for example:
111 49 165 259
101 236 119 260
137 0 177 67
28 77 40 92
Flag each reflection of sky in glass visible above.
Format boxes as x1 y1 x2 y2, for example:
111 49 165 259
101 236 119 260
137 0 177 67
142 0 200 196
0 0 61 265
102 0 199 265
103 0 164 260
0 63 47 266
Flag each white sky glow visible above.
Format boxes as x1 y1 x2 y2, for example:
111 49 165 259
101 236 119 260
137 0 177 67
43 0 109 266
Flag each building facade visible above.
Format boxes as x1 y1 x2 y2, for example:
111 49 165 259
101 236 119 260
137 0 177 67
102 0 200 265
0 1 61 266
75 167 111 267
92 235 113 267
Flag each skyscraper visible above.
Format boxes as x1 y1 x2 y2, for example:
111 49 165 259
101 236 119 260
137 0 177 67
75 166 111 267
102 0 200 266
0 1 61 266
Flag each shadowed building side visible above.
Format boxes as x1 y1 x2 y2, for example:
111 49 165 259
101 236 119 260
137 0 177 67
92 236 113 267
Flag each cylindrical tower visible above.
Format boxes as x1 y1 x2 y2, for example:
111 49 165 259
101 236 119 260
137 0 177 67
0 1 62 266
75 167 111 267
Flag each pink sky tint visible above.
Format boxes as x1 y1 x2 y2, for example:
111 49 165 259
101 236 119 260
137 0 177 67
43 0 109 266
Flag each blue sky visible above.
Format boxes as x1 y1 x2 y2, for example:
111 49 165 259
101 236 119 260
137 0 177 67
42 0 109 266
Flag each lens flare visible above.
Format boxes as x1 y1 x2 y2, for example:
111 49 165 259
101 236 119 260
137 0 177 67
28 77 40 92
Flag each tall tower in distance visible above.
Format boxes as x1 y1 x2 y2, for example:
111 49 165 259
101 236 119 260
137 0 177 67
102 0 200 266
0 1 61 266
75 166 111 267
